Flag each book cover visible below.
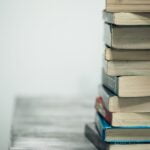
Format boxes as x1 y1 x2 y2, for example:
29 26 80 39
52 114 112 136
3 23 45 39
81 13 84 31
85 123 150 150
95 113 150 143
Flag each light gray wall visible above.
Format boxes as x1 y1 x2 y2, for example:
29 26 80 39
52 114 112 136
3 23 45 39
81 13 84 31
0 0 104 149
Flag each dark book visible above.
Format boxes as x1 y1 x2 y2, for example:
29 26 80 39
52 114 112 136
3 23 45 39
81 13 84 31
84 123 107 150
102 70 150 97
85 123 150 150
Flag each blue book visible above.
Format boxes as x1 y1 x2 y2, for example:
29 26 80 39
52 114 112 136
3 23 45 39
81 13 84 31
96 113 150 144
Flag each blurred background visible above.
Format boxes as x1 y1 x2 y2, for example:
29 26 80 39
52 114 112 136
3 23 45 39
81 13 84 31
0 0 104 149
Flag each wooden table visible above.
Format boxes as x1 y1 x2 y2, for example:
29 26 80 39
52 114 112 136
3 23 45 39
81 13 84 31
9 97 96 150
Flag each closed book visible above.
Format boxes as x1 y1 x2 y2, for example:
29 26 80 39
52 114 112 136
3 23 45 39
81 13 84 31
102 70 150 97
106 0 150 12
105 23 150 49
85 123 150 150
95 113 150 143
104 60 150 76
96 96 150 127
98 85 150 112
103 11 150 25
105 47 150 61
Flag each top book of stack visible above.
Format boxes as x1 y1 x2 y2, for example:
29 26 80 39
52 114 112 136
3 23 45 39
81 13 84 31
106 0 150 12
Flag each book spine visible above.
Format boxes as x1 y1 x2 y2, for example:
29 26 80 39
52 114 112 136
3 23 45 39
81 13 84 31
95 97 112 124
99 85 110 110
84 124 108 150
104 23 112 47
103 11 114 25
95 114 106 141
99 85 115 111
102 70 118 95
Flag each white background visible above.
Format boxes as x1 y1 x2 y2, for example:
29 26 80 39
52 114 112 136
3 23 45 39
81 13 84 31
0 0 104 149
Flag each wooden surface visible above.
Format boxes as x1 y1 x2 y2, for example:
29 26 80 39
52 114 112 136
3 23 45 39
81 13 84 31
9 97 96 150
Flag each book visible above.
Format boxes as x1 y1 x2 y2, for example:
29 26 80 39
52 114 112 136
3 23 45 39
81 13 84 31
85 123 150 150
106 0 150 12
104 60 150 76
105 47 150 61
95 113 150 143
102 70 150 97
85 123 107 150
105 24 150 49
96 96 150 127
97 85 150 113
103 11 150 25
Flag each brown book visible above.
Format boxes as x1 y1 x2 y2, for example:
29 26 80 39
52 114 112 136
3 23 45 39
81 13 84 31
105 47 150 61
105 23 150 49
104 60 150 76
106 0 150 12
103 11 150 25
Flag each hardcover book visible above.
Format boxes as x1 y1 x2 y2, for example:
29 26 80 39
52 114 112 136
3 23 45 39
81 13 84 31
96 96 150 127
106 0 150 12
95 113 150 143
105 47 150 61
97 85 150 113
85 123 150 150
105 23 150 49
104 59 150 76
102 70 150 97
103 11 150 25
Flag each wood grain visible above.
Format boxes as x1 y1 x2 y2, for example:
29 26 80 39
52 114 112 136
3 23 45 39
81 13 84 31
9 97 96 150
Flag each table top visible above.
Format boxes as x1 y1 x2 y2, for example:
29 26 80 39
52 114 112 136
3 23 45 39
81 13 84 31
9 96 97 150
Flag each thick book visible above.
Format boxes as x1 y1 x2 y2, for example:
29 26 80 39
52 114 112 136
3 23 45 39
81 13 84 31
96 96 150 127
85 123 150 150
95 113 150 143
97 85 150 112
106 0 150 12
103 11 150 25
105 47 150 61
105 23 150 49
104 60 150 76
102 70 150 97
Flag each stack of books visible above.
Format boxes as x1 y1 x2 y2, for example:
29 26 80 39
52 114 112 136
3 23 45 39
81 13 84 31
85 1 150 150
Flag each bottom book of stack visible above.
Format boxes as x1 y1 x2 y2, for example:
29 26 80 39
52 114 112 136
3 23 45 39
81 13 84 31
84 114 150 150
